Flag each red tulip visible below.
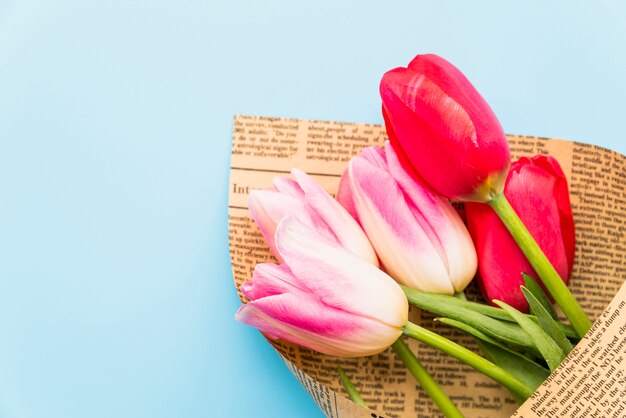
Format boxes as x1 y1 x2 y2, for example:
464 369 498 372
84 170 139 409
380 54 510 202
465 155 575 312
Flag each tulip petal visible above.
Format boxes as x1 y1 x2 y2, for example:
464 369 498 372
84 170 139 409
438 202 479 292
384 143 448 260
507 162 568 279
407 54 496 134
466 200 532 311
235 292 403 357
347 157 455 294
248 190 307 261
337 168 358 221
525 156 575 277
401 69 478 146
274 216 408 328
385 143 477 291
273 176 305 199
291 168 379 266
240 263 306 301
358 146 387 170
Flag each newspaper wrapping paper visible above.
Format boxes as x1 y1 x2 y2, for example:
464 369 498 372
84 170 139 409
228 115 626 418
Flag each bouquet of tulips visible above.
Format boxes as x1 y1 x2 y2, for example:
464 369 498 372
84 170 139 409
234 54 591 417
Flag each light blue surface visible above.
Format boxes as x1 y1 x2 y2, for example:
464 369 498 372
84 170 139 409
1 1 626 417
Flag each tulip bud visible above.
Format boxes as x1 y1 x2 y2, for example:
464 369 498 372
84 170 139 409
236 216 408 357
380 53 510 202
337 142 477 294
465 155 575 312
248 168 378 266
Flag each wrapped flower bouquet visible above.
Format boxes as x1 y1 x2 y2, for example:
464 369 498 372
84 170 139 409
229 54 626 418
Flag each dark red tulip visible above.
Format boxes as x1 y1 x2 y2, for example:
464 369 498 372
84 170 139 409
465 155 575 312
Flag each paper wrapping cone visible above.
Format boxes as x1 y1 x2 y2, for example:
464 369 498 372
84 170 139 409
228 115 626 418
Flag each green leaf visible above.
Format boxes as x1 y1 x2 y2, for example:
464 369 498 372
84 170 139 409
401 286 578 339
403 287 540 355
523 273 557 319
521 287 573 354
437 318 549 403
493 300 566 372
435 318 534 362
476 339 549 392
476 340 546 405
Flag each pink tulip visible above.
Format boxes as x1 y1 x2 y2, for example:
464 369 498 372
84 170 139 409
465 155 575 312
380 54 510 202
337 142 477 294
248 168 378 266
236 216 408 357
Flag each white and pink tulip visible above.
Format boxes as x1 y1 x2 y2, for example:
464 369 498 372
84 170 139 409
337 142 477 294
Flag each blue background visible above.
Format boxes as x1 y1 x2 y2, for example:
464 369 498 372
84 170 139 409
1 1 625 417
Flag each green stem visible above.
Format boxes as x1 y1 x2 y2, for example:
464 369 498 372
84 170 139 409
337 367 367 407
403 321 534 400
392 339 465 418
488 192 591 338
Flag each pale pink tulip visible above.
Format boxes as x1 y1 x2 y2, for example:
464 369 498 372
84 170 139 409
338 142 477 294
236 216 408 357
248 169 378 266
